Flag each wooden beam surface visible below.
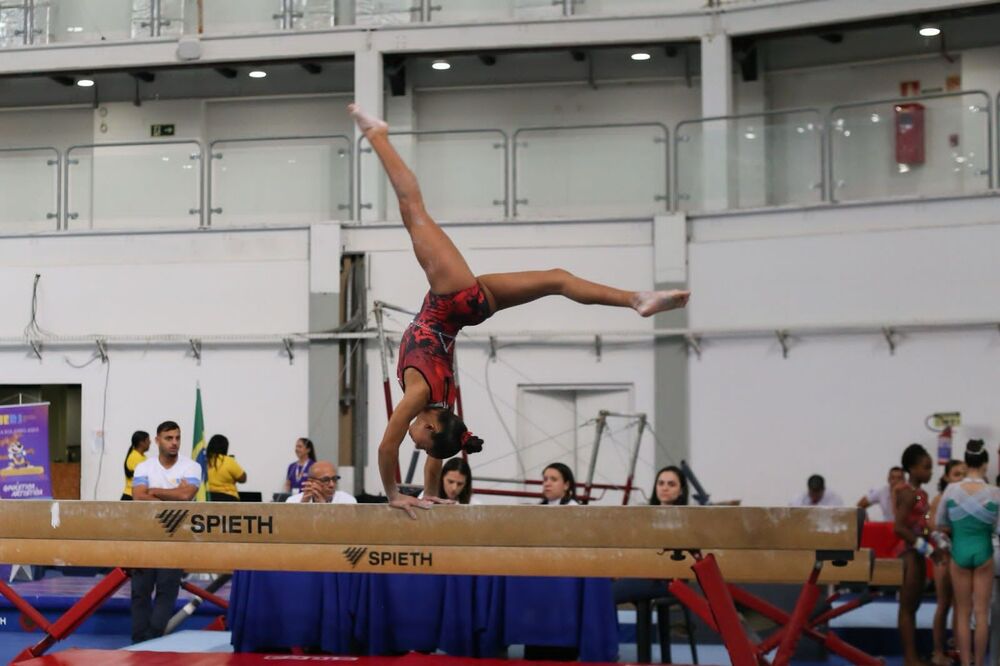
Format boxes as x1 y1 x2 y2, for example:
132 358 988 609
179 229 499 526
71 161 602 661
0 501 862 550
0 539 879 583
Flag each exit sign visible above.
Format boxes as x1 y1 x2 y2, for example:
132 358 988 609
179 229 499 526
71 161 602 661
151 124 175 137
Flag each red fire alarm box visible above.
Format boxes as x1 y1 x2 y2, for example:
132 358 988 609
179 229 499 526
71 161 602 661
895 103 925 165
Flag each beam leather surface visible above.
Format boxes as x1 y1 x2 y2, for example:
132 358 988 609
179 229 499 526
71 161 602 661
0 501 862 550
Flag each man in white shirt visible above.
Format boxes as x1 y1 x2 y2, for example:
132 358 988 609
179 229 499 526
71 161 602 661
285 460 356 504
857 466 905 520
790 474 844 507
130 420 201 644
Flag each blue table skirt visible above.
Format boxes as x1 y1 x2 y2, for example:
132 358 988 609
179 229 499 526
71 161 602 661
228 572 618 662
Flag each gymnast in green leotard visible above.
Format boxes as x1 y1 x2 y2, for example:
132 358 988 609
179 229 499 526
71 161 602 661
934 440 1000 666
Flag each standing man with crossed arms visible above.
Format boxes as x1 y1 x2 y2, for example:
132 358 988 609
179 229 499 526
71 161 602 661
130 420 201 644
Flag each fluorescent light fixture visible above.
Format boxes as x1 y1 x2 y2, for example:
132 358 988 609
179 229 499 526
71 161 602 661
431 60 451 71
66 26 83 33
76 79 94 88
630 52 651 61
918 25 941 37
248 70 267 79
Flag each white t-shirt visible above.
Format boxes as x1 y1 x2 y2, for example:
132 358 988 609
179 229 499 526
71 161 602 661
865 485 895 520
790 491 844 507
285 489 357 504
133 455 202 491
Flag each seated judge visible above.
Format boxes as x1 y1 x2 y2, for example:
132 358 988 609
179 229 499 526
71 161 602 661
285 460 356 504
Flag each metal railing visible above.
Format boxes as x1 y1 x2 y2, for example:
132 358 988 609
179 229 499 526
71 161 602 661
208 134 352 226
64 140 205 229
0 89 997 234
0 146 60 228
356 128 509 220
674 108 823 212
512 122 669 218
827 90 993 204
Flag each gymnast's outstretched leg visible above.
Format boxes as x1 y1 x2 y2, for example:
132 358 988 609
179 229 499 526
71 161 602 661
350 103 689 316
350 103 475 296
477 269 689 317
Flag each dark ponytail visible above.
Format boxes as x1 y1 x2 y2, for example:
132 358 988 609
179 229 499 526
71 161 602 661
429 409 483 459
965 439 988 469
123 430 149 479
299 437 317 462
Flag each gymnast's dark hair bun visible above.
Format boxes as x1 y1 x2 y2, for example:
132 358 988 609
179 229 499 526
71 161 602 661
462 434 484 454
965 439 988 467
429 409 484 459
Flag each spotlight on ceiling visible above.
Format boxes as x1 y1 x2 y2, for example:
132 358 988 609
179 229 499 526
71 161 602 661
431 59 451 71
631 52 651 61
918 25 941 37
248 70 267 79
76 78 95 88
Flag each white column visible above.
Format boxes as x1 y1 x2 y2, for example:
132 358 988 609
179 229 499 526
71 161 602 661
354 49 384 221
699 31 733 211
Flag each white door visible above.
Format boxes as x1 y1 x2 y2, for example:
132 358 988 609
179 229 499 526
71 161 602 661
515 384 633 500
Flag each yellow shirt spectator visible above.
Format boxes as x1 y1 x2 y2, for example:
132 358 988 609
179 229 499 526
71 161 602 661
122 447 147 498
208 454 246 500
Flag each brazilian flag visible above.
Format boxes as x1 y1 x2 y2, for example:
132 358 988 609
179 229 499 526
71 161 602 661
191 386 207 501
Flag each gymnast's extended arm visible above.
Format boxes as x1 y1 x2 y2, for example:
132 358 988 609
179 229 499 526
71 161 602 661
378 385 433 518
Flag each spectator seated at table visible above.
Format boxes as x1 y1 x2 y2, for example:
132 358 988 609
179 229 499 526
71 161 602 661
285 460 356 504
206 434 247 502
540 462 579 506
790 474 843 507
612 466 698 663
857 465 905 521
437 457 478 504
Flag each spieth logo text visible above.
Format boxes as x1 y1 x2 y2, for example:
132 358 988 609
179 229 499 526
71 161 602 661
155 509 273 536
342 547 433 569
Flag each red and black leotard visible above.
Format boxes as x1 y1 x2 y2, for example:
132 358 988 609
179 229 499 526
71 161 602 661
397 282 493 410
893 483 930 556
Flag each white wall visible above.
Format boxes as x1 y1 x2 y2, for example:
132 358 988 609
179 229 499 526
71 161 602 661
687 215 1000 507
0 228 311 500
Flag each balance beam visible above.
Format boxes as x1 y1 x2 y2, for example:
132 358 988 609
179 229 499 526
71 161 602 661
0 501 862 550
0 537 883 582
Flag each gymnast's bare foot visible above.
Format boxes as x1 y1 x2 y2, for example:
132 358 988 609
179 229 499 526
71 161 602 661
348 103 388 138
632 289 690 317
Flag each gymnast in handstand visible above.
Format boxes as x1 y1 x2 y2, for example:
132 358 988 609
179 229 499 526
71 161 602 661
350 104 690 518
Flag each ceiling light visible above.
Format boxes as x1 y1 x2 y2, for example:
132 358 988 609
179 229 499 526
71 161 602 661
631 52 651 61
918 25 941 37
76 79 94 88
248 70 267 79
431 60 451 71
66 26 83 33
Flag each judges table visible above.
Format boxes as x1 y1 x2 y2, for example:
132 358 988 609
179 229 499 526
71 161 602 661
227 571 619 661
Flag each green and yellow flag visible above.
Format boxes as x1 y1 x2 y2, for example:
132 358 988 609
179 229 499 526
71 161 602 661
191 385 207 501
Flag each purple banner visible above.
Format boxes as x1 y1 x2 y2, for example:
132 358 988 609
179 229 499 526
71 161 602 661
0 403 52 500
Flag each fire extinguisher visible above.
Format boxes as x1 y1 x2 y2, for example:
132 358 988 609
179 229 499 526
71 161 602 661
937 426 953 465
895 103 926 165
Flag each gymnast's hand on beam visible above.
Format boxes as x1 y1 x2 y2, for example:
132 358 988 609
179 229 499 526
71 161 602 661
389 494 453 520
